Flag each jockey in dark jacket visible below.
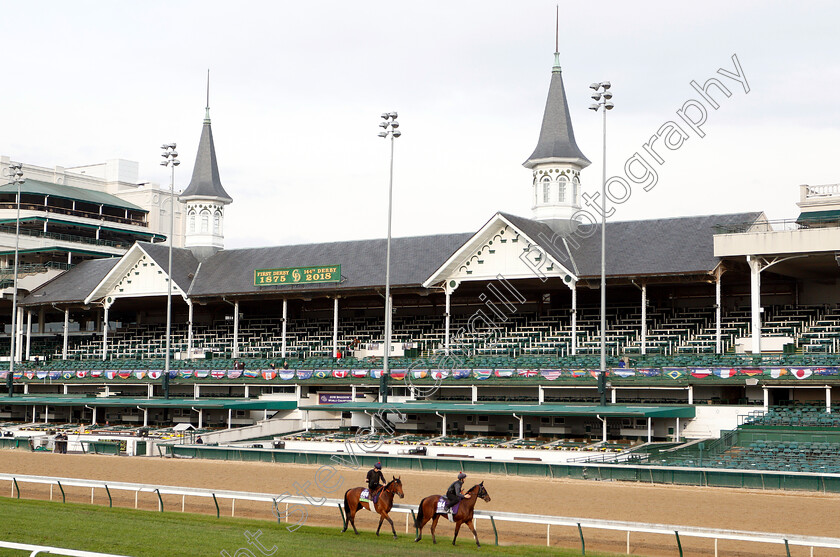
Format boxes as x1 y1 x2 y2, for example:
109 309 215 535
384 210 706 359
366 462 385 495
445 472 471 511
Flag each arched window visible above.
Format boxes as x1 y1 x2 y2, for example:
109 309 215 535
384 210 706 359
200 210 209 233
542 176 551 203
188 211 196 233
213 211 221 234
572 176 580 204
558 176 568 203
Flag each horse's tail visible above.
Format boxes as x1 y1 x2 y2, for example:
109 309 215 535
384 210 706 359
414 499 424 528
343 489 351 516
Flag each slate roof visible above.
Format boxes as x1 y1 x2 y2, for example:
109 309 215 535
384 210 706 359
188 233 473 297
500 211 762 279
138 242 201 293
0 179 144 211
179 112 232 203
523 59 590 168
21 258 119 306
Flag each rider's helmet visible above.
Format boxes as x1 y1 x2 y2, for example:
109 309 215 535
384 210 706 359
375 462 382 470
458 472 466 480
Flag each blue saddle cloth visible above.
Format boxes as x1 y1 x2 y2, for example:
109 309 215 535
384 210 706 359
436 496 460 517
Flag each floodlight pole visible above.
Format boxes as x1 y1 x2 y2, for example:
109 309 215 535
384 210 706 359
589 82 614 407
378 112 401 403
6 163 24 397
160 144 180 400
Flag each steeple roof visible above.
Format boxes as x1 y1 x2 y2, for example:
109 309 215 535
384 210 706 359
523 55 591 169
179 110 232 203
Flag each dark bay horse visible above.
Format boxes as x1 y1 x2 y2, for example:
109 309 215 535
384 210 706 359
414 482 491 546
342 476 404 539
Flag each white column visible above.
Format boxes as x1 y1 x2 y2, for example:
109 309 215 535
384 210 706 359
281 299 288 358
688 385 694 405
715 272 722 354
62 309 69 360
763 387 769 411
538 386 544 405
518 415 524 440
675 418 680 442
102 305 109 361
148 384 154 398
227 409 232 429
826 386 831 414
232 300 239 358
444 291 451 355
25 310 32 361
44 405 49 423
193 383 199 398
602 417 607 443
15 307 23 362
187 299 194 355
441 414 447 437
748 256 762 355
333 297 339 358
143 409 148 428
647 417 652 443
611 388 617 404
244 385 250 398
570 285 577 356
38 307 45 334
640 284 647 356
198 409 203 429
92 407 97 426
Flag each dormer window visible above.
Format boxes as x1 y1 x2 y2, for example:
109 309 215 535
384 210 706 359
542 176 551 203
558 176 568 203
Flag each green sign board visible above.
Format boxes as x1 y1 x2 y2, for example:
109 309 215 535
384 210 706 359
254 265 341 286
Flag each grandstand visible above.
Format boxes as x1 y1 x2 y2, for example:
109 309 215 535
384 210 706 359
0 43 839 486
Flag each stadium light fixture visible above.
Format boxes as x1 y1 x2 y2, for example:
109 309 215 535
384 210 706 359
160 143 180 400
378 112 401 404
589 82 615 408
5 162 24 397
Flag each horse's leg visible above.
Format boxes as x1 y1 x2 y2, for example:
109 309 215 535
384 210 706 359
348 505 359 535
431 515 440 544
467 518 480 547
385 512 397 540
376 513 384 536
452 520 462 546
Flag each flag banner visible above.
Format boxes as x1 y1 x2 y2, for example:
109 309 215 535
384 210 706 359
412 369 428 379
473 369 492 380
278 370 295 380
13 372 22 380
389 369 407 380
0 371 6 379
193 370 210 378
332 369 349 379
243 369 259 378
540 370 561 381
133 371 147 380
453 369 471 379
589 370 607 379
147 371 162 379
211 370 226 379
179 370 194 379
637 368 661 377
227 370 242 379
313 370 329 379
62 371 75 379
569 370 587 378
739 368 764 376
168 370 178 379
90 370 103 378
431 370 450 380
517 369 538 377
351 369 368 378
713 368 738 379
494 369 514 377
768 368 787 378
612 369 636 378
814 367 839 376
105 371 117 380
663 368 684 380
262 370 277 380
790 368 813 380
118 371 132 380
370 369 382 379
37 371 49 379
690 368 712 379
75 371 88 379
24 371 35 380
296 370 314 380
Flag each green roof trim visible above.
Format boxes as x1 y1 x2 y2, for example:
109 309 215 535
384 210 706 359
0 395 296 411
0 179 145 212
0 247 116 257
796 210 840 222
299 401 695 418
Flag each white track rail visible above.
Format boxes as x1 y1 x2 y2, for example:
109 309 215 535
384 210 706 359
2 473 840 554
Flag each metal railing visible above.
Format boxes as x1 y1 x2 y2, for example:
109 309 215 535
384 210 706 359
0 225 132 249
0 261 74 277
2 472 840 554
0 203 147 227
714 217 840 234
0 540 129 557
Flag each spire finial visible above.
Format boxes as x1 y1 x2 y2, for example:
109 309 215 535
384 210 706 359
204 69 211 122
553 5 561 71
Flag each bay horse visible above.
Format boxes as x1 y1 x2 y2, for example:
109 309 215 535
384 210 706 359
414 482 491 546
342 476 404 539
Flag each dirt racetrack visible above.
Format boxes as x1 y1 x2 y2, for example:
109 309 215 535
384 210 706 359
1 450 838 556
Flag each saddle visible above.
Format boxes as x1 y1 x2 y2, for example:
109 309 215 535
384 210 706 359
436 496 459 520
360 487 381 505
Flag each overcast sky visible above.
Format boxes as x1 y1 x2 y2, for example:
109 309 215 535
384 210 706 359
3 1 839 249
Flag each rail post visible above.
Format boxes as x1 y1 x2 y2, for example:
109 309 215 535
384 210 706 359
13 478 20 499
56 481 65 503
105 484 112 508
577 523 585 556
338 503 347 531
489 515 498 546
675 531 683 557
154 489 163 512
212 494 220 519
784 539 791 557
